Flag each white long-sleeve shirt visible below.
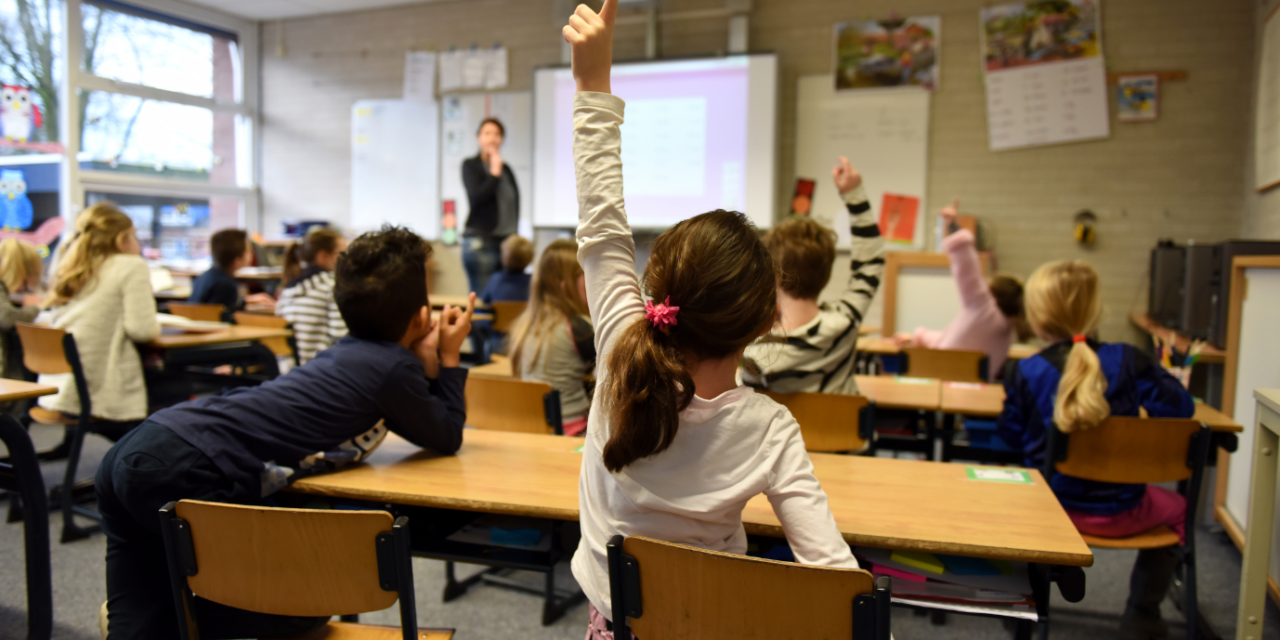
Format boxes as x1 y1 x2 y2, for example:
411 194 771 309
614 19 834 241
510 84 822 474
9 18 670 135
39 254 160 421
569 92 857 621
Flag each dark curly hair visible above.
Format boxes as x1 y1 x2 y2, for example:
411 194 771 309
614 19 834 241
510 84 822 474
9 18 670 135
334 225 433 342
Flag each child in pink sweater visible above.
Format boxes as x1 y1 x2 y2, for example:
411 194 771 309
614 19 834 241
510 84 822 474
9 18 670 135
895 201 1030 380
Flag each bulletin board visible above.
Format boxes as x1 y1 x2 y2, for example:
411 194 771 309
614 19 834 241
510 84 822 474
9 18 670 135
439 91 533 240
1256 4 1280 192
1220 258 1280 597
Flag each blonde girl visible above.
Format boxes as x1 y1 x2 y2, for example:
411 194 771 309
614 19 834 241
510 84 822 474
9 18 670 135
0 238 42 381
999 259 1193 638
508 238 594 436
563 6 859 637
40 203 159 421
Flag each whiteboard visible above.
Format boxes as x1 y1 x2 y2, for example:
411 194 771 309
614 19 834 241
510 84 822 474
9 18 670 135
1257 6 1280 191
350 100 440 238
795 75 929 248
897 265 964 334
439 91 533 240
1225 267 1280 585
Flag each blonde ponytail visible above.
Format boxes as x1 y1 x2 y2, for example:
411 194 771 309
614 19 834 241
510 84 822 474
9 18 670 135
1025 260 1110 432
48 202 134 307
1054 339 1110 432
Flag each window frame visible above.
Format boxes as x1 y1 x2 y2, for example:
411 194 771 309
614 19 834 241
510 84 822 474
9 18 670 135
59 0 260 230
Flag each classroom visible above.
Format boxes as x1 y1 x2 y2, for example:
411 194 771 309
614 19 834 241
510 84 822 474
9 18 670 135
1 0 1280 638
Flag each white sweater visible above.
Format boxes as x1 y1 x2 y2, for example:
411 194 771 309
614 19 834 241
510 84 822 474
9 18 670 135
569 92 857 621
39 254 160 421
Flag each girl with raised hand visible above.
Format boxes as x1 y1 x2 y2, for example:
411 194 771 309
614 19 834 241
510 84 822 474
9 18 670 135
563 3 857 636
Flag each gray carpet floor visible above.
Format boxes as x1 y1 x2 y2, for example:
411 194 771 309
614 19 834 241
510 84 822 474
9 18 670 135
3 425 1280 640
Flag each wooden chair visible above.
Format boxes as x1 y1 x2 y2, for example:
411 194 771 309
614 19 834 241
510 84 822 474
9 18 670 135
900 347 988 383
16 323 129 542
158 500 453 640
762 391 874 453
489 301 527 334
1043 417 1211 640
233 312 296 365
166 302 225 322
464 375 562 435
607 535 891 640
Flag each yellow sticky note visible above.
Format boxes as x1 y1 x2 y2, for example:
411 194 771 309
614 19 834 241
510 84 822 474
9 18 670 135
891 550 945 575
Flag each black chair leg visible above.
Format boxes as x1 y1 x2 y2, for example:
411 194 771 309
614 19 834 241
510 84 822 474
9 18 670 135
0 415 52 640
1183 550 1197 640
57 424 99 543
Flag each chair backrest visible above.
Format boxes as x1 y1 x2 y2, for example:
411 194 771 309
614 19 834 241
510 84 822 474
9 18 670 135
762 391 873 452
1048 417 1207 484
16 323 71 375
16 323 92 422
490 301 527 334
167 302 224 322
465 375 561 434
900 347 988 383
609 535 889 640
232 312 293 358
160 500 417 640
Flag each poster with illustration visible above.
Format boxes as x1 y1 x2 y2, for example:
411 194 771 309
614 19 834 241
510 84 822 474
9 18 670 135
835 16 940 91
879 193 920 245
1117 74 1158 121
981 0 1101 71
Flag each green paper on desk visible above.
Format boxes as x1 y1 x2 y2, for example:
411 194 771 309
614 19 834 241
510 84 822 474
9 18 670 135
966 467 1032 484
896 377 934 385
575 445 585 453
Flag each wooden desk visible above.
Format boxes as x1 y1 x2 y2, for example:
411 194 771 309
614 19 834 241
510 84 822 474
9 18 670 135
857 337 1038 361
470 359 514 378
853 375 940 411
149 326 293 349
291 429 1092 567
1129 312 1225 365
939 382 1244 433
0 379 58 402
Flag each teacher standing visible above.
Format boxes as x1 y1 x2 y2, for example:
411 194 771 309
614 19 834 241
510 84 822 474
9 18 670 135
461 117 519 295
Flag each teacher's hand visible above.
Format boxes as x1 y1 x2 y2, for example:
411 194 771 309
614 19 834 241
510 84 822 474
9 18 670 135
488 149 504 177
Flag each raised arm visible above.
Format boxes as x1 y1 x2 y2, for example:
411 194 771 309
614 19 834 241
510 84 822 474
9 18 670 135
831 158 885 325
937 201 987 310
566 0 644 356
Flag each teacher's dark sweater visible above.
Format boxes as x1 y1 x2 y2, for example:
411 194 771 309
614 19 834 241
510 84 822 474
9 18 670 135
462 155 519 236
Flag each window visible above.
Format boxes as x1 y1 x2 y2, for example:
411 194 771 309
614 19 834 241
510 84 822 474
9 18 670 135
70 0 258 234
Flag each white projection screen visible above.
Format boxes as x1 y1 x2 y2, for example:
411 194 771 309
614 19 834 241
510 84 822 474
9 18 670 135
533 55 778 230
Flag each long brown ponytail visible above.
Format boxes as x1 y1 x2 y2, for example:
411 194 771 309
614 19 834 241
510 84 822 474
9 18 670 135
1025 260 1108 433
600 210 777 472
284 227 344 283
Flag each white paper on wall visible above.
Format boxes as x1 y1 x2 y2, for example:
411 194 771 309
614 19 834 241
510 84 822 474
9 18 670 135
439 50 464 93
403 50 437 103
486 46 509 89
984 57 1110 151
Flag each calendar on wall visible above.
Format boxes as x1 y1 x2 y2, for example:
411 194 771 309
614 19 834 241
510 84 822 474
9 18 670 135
980 1 1110 152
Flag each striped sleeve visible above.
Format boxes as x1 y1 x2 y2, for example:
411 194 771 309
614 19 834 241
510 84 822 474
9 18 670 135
836 185 885 325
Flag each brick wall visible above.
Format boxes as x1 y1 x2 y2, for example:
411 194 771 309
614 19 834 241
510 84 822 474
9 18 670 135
261 0 1256 343
1244 0 1280 240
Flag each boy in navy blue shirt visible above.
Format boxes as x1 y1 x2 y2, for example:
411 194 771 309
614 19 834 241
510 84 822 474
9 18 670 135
188 229 276 322
97 226 475 639
480 234 533 305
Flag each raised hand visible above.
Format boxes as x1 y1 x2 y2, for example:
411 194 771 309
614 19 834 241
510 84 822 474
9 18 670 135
940 199 958 226
488 148 504 177
438 292 477 368
563 0 617 94
832 156 863 195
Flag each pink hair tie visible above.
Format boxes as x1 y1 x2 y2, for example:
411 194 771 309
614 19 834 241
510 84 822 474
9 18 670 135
645 296 680 333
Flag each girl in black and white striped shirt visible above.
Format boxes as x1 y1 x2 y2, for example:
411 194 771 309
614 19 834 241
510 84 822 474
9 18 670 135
277 228 348 364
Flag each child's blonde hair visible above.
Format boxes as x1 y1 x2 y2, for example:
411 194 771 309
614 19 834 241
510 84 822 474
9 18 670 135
501 235 534 272
509 239 588 373
48 202 135 307
0 238 41 294
1025 260 1108 433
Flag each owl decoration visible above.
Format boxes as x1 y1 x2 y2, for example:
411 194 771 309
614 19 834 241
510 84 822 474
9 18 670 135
0 169 33 231
1 85 41 144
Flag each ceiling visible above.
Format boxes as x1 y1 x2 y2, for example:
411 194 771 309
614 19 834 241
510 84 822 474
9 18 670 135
180 0 441 21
